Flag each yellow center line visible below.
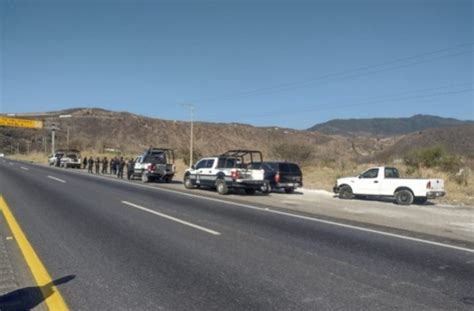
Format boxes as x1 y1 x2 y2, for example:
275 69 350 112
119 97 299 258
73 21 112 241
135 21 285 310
0 194 70 311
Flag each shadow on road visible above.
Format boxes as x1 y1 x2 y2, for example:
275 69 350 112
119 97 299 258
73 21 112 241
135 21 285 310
0 275 75 311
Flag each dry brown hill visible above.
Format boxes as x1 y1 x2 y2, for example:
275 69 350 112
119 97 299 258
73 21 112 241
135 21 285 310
1 108 390 163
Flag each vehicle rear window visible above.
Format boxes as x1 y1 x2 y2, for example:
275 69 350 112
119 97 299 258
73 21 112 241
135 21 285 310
144 152 166 164
216 157 236 168
279 163 291 173
384 167 400 178
288 163 301 174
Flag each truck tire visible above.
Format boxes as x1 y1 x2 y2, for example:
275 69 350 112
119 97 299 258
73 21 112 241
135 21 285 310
216 179 228 195
395 189 414 205
142 174 149 183
339 185 353 199
184 175 193 189
284 188 295 194
260 181 271 194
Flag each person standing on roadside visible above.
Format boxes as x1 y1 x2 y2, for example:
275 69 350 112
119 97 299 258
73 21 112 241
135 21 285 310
88 157 94 173
102 157 108 174
95 157 100 174
109 157 115 175
83 156 88 169
117 157 125 179
127 157 135 180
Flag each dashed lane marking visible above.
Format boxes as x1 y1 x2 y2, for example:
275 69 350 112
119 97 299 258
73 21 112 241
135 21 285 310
121 200 221 236
20 166 29 171
47 176 66 183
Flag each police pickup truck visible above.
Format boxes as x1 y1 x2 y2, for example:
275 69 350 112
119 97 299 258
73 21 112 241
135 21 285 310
184 150 265 195
334 166 445 205
131 148 176 183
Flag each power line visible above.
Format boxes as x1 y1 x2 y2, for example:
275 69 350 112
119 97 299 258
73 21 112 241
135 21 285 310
185 42 473 103
204 84 473 122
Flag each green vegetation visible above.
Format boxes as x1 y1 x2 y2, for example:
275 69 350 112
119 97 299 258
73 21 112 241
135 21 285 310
403 146 462 172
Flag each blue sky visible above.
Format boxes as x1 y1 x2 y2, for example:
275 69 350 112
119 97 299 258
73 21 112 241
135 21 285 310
1 0 472 129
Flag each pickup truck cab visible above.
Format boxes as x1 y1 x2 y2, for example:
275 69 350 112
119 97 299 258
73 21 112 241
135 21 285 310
184 150 265 195
334 166 445 205
132 148 176 183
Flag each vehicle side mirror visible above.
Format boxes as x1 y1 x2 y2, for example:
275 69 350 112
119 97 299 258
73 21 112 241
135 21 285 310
358 175 362 179
191 165 195 170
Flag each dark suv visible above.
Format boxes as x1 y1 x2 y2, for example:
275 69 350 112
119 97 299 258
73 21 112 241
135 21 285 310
249 162 303 193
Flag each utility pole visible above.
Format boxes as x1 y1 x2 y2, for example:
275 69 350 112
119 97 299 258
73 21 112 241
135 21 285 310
181 104 195 167
51 129 55 154
26 141 30 154
67 127 70 149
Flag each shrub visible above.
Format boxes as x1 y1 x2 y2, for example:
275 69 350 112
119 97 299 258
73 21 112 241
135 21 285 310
271 143 313 165
404 146 462 172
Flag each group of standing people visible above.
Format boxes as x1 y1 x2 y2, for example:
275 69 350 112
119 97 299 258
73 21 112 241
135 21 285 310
82 156 134 179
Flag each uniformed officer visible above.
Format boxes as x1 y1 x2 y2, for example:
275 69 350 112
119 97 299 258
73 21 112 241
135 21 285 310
102 157 108 174
88 157 94 173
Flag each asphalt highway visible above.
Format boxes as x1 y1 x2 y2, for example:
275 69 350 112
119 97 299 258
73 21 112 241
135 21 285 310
1 159 473 310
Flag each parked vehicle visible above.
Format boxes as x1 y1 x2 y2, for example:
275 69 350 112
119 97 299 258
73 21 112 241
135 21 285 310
333 166 445 205
184 150 265 195
59 149 82 168
249 161 303 193
48 150 66 167
131 148 175 183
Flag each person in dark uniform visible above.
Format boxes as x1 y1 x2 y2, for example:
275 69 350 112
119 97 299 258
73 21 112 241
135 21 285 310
102 157 108 174
88 157 94 173
95 157 100 174
109 157 115 175
82 156 88 169
127 158 135 180
117 157 125 179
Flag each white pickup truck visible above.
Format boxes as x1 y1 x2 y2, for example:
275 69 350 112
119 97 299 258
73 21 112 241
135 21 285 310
333 166 445 205
184 150 265 195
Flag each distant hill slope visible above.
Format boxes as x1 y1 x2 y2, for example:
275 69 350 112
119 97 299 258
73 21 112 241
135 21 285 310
376 124 474 160
307 115 473 137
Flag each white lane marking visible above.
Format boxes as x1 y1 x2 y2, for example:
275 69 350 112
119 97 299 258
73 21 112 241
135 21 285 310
47 175 66 183
148 187 474 253
20 167 29 171
15 160 474 253
121 201 221 236
9 162 14 165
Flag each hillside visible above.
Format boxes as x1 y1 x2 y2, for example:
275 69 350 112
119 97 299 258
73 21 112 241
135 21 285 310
0 108 389 162
376 124 474 160
1 109 473 165
307 115 473 137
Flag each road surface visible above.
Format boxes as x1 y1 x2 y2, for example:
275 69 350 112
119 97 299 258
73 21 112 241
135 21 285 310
1 159 473 310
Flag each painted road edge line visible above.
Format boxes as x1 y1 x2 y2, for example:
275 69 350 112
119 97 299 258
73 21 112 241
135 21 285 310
0 195 70 310
11 159 474 253
122 200 221 236
47 175 66 183
145 188 474 253
20 166 29 171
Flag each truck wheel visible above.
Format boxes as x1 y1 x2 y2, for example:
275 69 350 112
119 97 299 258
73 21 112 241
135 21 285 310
260 181 271 194
245 189 256 195
395 190 414 205
339 185 353 199
414 197 427 205
142 174 149 183
184 176 193 189
284 188 295 194
216 179 228 195
165 176 172 183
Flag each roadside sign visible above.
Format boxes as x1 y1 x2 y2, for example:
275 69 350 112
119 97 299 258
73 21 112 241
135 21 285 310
0 116 44 129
